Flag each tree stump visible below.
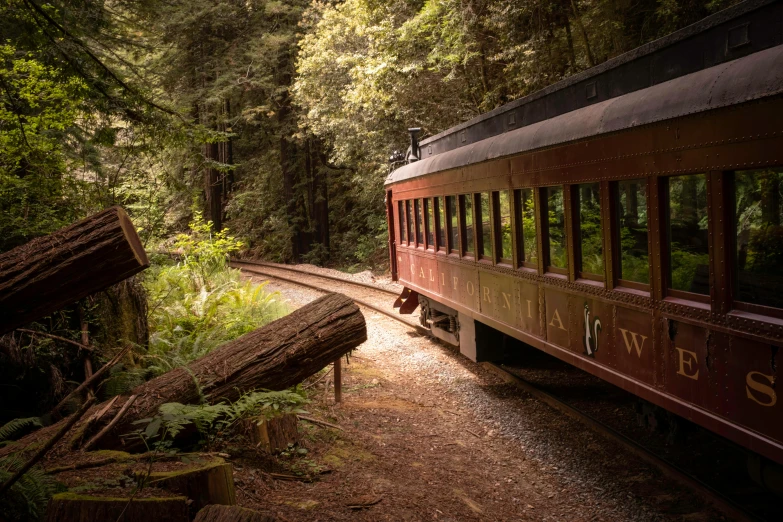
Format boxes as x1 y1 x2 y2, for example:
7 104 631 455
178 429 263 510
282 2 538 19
194 505 276 522
146 457 236 512
45 492 188 522
0 206 149 335
245 413 300 454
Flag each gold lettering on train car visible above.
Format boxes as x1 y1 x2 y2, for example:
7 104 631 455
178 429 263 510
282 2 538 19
619 329 647 358
411 264 415 277
526 300 533 318
675 348 699 380
482 286 491 303
453 276 459 289
441 273 445 287
502 292 511 310
419 267 425 279
429 269 435 282
746 371 777 407
466 281 475 295
548 309 566 331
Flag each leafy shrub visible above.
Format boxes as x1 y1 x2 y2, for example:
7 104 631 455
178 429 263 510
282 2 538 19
140 214 288 377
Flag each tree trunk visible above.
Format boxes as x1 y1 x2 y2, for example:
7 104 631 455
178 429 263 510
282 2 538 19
0 206 149 336
204 141 222 231
46 493 189 522
244 413 299 454
194 505 276 522
1 293 366 458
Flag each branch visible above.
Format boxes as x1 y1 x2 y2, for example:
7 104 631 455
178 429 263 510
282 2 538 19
49 345 132 417
16 328 94 353
82 394 137 451
0 396 96 497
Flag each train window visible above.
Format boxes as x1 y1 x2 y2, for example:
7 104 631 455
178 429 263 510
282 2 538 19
734 168 783 310
415 199 424 246
447 195 459 253
546 186 567 270
496 191 512 263
436 196 446 251
406 200 414 244
575 183 604 278
518 188 538 265
425 198 435 249
617 179 649 285
398 201 406 245
462 194 475 255
667 174 709 295
478 192 492 259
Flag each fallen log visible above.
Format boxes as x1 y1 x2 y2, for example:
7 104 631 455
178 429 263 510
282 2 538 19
1 293 366 458
0 206 149 335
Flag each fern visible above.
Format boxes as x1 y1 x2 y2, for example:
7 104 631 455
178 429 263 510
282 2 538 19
0 417 42 444
0 455 64 521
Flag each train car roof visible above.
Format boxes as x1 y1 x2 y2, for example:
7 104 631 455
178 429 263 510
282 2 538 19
386 41 783 186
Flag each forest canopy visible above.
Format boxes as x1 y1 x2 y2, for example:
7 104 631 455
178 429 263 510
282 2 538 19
0 0 739 267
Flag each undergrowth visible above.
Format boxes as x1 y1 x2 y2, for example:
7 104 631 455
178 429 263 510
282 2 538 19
105 213 289 391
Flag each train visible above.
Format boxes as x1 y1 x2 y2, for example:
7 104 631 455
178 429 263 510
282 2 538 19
383 0 783 471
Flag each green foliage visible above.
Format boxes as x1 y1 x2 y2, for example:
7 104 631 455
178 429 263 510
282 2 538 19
0 455 65 522
143 216 287 376
0 417 42 446
131 389 309 450
0 423 64 522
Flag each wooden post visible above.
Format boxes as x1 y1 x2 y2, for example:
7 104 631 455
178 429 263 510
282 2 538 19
334 358 342 403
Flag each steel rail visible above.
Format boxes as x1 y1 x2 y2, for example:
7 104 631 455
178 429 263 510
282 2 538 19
234 263 428 335
235 262 760 522
230 258 399 296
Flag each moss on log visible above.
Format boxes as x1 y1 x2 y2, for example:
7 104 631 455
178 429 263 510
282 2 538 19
146 457 235 511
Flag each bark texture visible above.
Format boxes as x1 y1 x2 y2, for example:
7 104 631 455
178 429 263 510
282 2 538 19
46 493 189 522
0 206 149 335
148 458 236 512
1 293 366 457
245 413 300 454
194 505 276 522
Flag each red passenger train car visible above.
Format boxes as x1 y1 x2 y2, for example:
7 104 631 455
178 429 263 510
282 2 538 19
384 0 783 467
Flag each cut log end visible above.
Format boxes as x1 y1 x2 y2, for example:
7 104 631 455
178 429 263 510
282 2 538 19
244 413 299 454
146 457 236 511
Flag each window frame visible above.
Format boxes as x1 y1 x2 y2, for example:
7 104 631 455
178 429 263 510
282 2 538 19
434 196 447 252
397 200 406 246
661 173 711 305
572 183 606 283
414 198 425 248
459 194 475 258
493 190 513 266
476 192 493 263
424 197 435 251
728 168 783 320
541 185 568 277
513 188 539 271
612 179 652 293
405 200 414 245
446 195 460 255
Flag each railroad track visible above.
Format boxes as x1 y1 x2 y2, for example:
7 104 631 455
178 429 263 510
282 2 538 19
233 258 764 522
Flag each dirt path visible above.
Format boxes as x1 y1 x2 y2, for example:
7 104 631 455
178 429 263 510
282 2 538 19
233 275 726 522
